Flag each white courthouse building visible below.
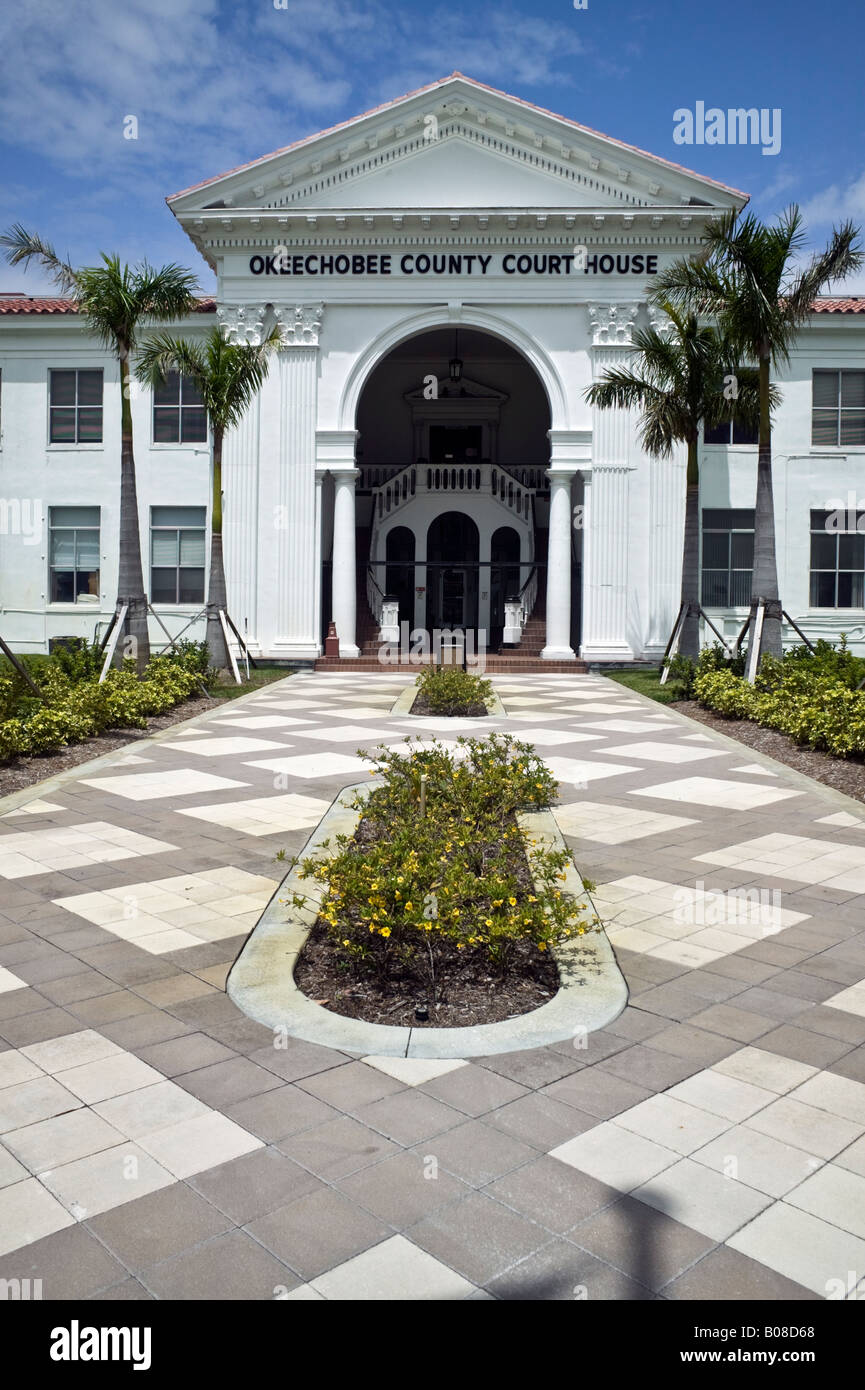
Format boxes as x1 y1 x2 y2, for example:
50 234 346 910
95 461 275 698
1 73 864 667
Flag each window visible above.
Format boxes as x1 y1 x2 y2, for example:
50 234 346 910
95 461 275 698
150 506 206 603
810 510 865 607
701 509 755 606
152 372 207 443
812 370 865 446
49 369 103 443
704 416 759 445
49 507 100 602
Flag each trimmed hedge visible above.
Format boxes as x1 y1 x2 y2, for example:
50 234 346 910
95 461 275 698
694 640 865 758
0 655 201 760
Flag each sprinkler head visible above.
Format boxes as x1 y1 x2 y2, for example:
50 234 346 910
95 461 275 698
414 1002 430 1022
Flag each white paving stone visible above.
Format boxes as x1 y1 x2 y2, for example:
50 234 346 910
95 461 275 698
550 1121 679 1191
170 736 293 757
632 1157 772 1240
554 801 698 846
727 1203 865 1296
604 741 727 764
80 771 249 802
362 1057 468 1085
245 752 366 779
0 821 176 874
176 792 330 837
311 1235 478 1301
0 966 27 994
631 778 802 811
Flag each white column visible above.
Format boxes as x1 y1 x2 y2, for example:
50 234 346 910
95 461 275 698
221 302 323 659
542 469 577 659
221 391 260 650
579 302 640 662
331 468 360 657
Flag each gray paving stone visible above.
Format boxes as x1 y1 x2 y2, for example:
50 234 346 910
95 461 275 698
245 1187 390 1281
276 1114 400 1179
541 1069 651 1119
141 1228 299 1300
486 1154 618 1233
475 1046 585 1089
355 1089 465 1147
417 1065 529 1117
757 1025 855 1069
663 1244 821 1300
136 1033 238 1076
174 1056 285 1108
0 1223 127 1299
419 1119 537 1187
407 1191 550 1285
297 1060 407 1114
569 1194 715 1291
338 1149 471 1225
596 1044 701 1092
87 1183 233 1269
486 1237 653 1300
484 1093 600 1150
187 1147 326 1224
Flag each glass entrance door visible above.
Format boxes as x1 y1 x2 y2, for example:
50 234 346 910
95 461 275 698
439 567 466 627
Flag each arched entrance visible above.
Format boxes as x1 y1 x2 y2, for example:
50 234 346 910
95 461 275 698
385 526 415 626
342 323 559 653
426 512 480 632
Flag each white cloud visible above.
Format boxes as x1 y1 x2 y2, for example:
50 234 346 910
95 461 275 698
801 169 865 227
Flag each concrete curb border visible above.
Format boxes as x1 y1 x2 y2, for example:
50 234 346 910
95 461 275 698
227 781 628 1058
390 683 507 716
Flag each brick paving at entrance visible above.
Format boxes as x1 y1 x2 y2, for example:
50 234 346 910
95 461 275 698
1 671 865 1300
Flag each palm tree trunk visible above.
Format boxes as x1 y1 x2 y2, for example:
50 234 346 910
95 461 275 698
206 428 230 671
117 351 150 673
679 436 701 660
747 351 783 661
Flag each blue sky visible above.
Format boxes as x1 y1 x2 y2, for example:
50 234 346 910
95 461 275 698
2 0 864 293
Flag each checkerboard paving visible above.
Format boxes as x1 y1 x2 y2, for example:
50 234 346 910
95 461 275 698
0 1030 261 1255
551 1046 865 1295
80 770 249 801
696 833 865 892
554 801 698 846
591 875 810 966
0 821 176 877
176 792 331 836
52 868 279 954
1 668 864 1300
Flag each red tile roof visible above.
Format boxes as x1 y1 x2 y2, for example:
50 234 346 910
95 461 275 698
810 298 865 313
0 295 859 317
167 71 749 204
0 295 217 314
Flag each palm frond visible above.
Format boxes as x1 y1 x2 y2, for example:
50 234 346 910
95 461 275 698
0 224 78 294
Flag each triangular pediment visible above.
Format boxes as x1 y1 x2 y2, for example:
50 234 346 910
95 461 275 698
404 375 508 405
169 74 747 229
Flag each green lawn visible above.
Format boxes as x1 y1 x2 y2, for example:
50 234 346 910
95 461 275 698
207 664 292 702
606 667 688 705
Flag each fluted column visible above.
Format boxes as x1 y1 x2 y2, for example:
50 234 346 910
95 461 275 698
580 302 639 662
221 301 323 659
222 393 260 648
331 468 360 657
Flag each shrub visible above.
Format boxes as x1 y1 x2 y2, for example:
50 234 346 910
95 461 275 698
0 654 200 761
292 734 597 994
414 664 493 715
694 639 865 758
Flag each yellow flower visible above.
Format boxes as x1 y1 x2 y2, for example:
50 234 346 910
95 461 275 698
404 901 413 911
342 939 350 947
508 896 517 906
380 926 391 938
538 941 547 951
484 918 493 927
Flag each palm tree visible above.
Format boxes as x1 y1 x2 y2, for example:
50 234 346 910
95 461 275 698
585 304 762 660
135 325 282 670
650 207 862 661
0 226 199 671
